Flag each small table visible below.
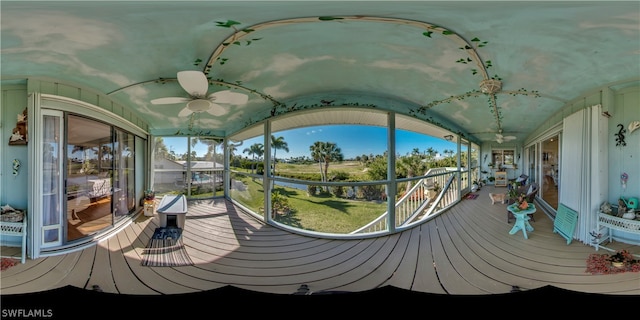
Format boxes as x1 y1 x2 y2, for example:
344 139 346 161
157 195 188 228
507 203 535 239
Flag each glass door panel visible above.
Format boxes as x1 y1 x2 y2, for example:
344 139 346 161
42 110 63 247
66 115 113 241
527 144 537 185
113 129 135 218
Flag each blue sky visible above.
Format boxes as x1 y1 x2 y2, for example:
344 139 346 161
163 125 460 160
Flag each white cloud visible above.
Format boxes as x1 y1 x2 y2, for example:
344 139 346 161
2 11 132 86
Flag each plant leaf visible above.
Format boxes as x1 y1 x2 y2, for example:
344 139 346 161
216 20 242 28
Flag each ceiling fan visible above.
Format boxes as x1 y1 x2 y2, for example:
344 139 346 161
493 130 516 144
150 71 248 117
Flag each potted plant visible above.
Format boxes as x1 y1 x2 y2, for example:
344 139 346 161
608 249 632 268
471 180 480 192
507 181 528 210
433 182 441 193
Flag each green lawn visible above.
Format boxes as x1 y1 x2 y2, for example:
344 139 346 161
230 173 387 234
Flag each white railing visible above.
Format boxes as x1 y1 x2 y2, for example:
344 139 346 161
351 168 459 234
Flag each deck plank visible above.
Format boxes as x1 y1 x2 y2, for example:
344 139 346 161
382 228 421 290
110 230 158 295
51 245 98 291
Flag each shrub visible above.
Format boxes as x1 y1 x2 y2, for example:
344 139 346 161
329 170 350 181
331 185 344 197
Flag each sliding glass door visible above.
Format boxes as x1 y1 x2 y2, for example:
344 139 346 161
541 135 560 210
113 129 136 218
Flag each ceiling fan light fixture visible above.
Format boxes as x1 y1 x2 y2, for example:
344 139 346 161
479 79 502 94
187 99 212 112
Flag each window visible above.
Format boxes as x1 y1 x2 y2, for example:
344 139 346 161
491 149 515 167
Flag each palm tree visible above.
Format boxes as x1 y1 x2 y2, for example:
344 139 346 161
270 135 289 176
197 137 220 162
310 141 343 188
310 141 327 182
443 149 455 159
228 143 239 167
425 147 438 166
243 143 264 174
398 152 426 192
153 137 171 160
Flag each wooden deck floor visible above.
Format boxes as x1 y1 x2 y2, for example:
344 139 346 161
2 186 639 314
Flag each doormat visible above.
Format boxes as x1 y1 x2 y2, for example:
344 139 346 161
466 194 479 200
585 252 640 275
141 227 193 267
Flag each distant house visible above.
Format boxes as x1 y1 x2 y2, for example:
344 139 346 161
153 158 184 185
154 159 223 185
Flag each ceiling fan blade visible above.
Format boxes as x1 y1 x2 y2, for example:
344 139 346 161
178 106 194 117
205 103 227 116
177 71 209 97
150 97 190 105
209 90 248 105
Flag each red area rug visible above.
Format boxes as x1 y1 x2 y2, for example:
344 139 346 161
1 258 19 271
586 252 640 275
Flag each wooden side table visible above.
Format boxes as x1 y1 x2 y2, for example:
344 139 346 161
495 171 507 187
507 203 535 239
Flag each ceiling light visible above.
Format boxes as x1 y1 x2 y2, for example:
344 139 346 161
187 99 212 112
479 79 502 94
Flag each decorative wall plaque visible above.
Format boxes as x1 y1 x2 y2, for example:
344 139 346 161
8 108 27 146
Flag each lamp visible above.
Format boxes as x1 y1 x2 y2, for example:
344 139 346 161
444 135 454 141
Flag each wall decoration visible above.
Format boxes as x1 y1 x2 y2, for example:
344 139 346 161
8 108 27 146
614 123 626 146
629 120 640 134
12 159 21 177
